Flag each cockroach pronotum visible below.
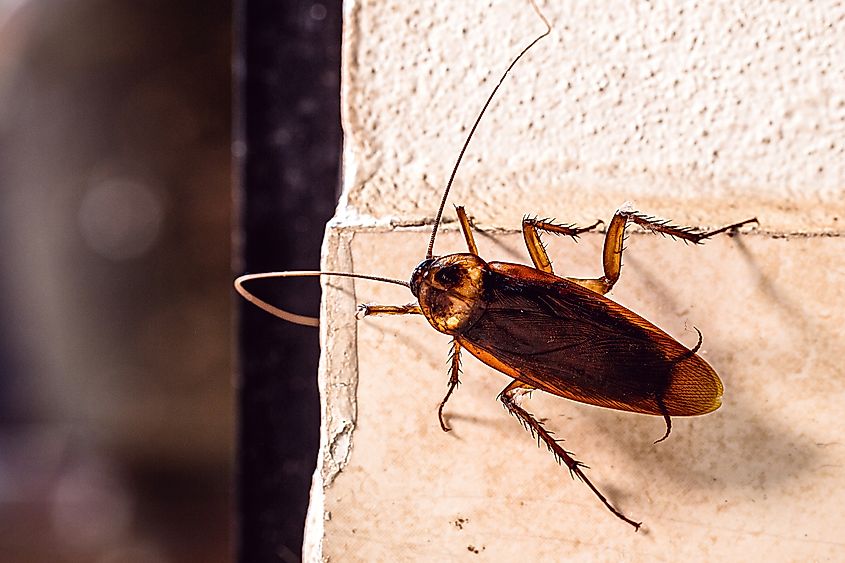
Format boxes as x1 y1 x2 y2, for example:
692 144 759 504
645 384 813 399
235 1 757 530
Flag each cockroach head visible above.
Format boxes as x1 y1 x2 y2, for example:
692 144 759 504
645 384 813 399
410 254 488 335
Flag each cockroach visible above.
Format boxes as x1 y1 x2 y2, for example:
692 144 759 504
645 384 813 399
235 1 757 530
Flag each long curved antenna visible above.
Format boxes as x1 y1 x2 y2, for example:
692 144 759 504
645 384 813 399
235 271 410 327
426 0 551 260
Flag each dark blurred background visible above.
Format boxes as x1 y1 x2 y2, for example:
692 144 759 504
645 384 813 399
0 0 340 561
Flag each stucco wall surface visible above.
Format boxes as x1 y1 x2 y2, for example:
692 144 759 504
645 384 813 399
339 0 844 233
304 1 845 561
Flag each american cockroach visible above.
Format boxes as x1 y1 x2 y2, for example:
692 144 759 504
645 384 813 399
235 1 757 530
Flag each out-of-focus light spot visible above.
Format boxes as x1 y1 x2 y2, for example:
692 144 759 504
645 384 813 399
231 139 246 158
284 166 305 187
273 127 293 147
78 177 163 260
310 3 327 21
51 456 133 548
321 69 338 88
298 97 318 115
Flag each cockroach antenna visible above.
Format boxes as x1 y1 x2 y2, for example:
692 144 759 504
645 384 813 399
235 0 551 327
234 271 409 327
426 0 551 260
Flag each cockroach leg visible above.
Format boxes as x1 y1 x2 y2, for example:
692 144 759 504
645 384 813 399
571 208 760 296
687 216 760 241
454 206 479 256
499 379 642 531
438 339 463 432
522 216 603 274
522 216 609 293
616 209 758 245
357 303 422 318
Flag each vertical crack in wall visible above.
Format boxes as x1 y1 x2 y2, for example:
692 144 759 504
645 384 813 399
303 226 359 562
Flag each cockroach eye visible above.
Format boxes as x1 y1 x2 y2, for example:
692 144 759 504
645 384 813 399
434 264 462 287
410 258 435 297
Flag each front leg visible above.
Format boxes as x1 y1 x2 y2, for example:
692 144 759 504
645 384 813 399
357 303 422 318
437 339 462 432
357 302 463 429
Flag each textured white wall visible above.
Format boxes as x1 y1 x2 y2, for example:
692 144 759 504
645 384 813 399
340 0 844 232
306 1 845 560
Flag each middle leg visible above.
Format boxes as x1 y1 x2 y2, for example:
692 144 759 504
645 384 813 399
455 206 479 256
522 216 603 275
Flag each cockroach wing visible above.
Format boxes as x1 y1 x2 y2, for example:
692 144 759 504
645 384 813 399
457 262 723 416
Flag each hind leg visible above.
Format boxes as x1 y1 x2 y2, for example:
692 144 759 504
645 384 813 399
498 380 642 530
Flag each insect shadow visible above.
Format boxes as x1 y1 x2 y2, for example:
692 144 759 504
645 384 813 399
585 242 817 493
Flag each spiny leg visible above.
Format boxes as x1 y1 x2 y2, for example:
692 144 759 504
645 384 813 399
522 216 603 274
357 303 422 318
454 206 479 256
614 209 758 244
498 380 642 530
438 338 462 432
579 207 758 295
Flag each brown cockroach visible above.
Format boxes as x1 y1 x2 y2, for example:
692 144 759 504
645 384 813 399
235 1 756 530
